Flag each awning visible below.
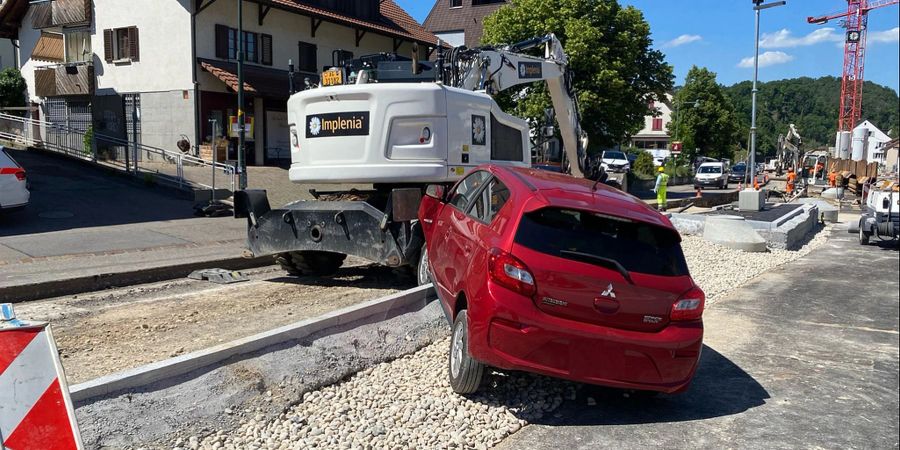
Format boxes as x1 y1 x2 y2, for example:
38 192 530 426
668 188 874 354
32 32 64 63
199 58 291 100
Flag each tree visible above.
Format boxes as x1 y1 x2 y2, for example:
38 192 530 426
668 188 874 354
481 0 673 150
0 68 27 114
668 66 740 161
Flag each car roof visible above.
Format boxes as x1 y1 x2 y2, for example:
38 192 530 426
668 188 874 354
485 165 674 229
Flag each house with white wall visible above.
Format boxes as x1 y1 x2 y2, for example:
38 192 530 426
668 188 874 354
0 0 437 166
853 119 892 164
628 95 673 151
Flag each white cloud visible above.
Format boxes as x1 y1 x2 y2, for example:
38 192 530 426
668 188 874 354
664 34 702 48
868 27 900 44
759 28 842 48
738 51 795 68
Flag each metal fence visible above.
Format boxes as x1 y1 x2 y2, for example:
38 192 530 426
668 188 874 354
0 112 236 194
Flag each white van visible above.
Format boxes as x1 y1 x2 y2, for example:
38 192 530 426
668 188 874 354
693 161 728 190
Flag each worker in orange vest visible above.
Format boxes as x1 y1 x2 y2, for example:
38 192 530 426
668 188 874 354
828 169 837 187
786 168 797 195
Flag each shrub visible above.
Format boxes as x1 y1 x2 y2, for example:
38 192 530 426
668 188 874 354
83 126 94 155
632 151 656 178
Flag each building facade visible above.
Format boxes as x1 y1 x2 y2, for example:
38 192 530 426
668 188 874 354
853 119 892 164
0 0 437 166
0 37 14 69
423 0 505 48
628 96 673 150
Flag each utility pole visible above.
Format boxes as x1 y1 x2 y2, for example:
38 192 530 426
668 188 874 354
237 0 247 189
750 0 786 186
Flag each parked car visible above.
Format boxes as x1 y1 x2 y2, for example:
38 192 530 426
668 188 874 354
729 163 747 183
0 147 29 212
418 165 705 395
694 161 728 189
599 150 631 173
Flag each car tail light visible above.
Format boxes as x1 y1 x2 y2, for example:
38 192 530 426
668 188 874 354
488 248 536 296
1 167 25 181
670 287 705 321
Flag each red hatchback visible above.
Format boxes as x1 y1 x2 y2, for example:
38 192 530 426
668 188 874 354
418 165 704 395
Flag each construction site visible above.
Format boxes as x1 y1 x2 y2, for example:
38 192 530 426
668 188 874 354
1 0 898 449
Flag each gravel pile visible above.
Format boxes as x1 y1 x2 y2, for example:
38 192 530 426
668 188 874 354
182 228 828 450
188 338 573 450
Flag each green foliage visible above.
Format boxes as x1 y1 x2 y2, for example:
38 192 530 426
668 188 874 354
632 151 656 178
481 0 673 148
723 76 900 156
0 68 27 114
83 126 94 155
668 66 740 162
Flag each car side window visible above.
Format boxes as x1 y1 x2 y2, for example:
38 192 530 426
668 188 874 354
449 171 490 211
467 178 510 223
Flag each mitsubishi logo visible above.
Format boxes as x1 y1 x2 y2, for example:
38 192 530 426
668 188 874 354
601 283 616 299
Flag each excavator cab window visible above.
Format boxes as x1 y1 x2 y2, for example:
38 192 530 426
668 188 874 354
490 114 524 162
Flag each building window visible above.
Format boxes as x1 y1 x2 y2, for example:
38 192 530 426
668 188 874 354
216 25 267 65
450 0 462 7
298 41 318 73
103 27 139 62
652 118 663 131
64 29 91 63
473 0 505 4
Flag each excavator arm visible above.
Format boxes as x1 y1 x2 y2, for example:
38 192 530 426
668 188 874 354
440 34 590 178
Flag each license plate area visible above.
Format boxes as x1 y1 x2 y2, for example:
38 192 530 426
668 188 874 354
322 70 343 86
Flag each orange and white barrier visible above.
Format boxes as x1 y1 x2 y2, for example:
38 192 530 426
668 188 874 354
1 304 83 450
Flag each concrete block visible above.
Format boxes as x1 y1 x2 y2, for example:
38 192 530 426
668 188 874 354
794 198 839 223
703 215 768 252
757 204 819 250
669 213 707 236
739 189 766 211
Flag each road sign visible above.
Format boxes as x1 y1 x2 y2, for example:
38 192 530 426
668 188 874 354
1 304 83 450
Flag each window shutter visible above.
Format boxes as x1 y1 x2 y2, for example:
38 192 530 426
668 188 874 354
128 27 140 61
103 29 113 62
215 24 229 59
298 42 317 73
261 34 273 66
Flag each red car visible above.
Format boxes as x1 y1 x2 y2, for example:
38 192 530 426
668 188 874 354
418 165 704 395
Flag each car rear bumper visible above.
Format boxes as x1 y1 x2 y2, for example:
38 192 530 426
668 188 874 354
467 283 703 394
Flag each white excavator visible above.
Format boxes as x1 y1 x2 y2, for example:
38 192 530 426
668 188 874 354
775 123 802 176
235 35 603 281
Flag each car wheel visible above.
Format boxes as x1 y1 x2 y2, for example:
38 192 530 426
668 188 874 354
448 310 484 395
859 224 870 245
416 247 431 286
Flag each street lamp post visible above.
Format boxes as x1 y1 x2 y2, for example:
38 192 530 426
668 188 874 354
749 0 786 186
237 0 247 190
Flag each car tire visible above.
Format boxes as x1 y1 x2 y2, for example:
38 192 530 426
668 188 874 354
416 246 432 286
859 224 870 245
449 310 484 395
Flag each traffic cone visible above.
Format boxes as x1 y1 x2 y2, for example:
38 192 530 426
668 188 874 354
695 187 702 198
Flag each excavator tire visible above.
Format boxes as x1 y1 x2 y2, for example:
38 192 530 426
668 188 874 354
275 251 347 276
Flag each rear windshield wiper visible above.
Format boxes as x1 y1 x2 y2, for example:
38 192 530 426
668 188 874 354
559 250 634 284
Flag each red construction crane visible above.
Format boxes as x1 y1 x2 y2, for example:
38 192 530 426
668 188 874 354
807 0 899 132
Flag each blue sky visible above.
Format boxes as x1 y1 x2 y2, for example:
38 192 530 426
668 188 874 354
397 0 900 92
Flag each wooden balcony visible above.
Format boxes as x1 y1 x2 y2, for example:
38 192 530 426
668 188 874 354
34 63 94 97
31 0 92 29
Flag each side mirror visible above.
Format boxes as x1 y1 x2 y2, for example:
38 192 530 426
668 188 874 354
425 184 445 201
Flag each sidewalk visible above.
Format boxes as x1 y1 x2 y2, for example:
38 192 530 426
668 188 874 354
0 148 267 302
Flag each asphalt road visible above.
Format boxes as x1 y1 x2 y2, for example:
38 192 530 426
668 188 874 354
497 225 899 449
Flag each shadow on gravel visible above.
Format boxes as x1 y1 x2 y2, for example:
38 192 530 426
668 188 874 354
479 344 769 426
267 265 417 290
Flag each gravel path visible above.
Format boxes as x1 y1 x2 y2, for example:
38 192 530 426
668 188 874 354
185 227 829 450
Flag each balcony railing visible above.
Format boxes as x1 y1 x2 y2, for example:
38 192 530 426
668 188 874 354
31 0 92 29
34 62 94 97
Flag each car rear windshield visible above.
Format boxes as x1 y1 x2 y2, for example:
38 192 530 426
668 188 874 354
515 208 689 277
698 166 722 174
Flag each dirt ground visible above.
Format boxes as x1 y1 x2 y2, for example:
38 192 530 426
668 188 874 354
15 264 414 384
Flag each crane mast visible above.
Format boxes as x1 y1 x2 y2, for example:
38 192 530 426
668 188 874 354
807 0 899 132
